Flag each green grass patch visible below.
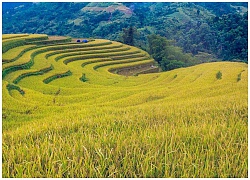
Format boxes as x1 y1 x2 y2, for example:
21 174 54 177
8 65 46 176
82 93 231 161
43 70 72 84
13 65 54 84
6 83 25 95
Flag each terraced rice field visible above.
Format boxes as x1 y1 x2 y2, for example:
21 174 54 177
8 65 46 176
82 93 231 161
2 34 248 178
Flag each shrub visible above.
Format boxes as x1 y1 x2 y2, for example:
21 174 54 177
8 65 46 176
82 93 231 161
216 71 222 79
237 73 241 82
166 60 185 71
161 59 185 71
79 73 88 82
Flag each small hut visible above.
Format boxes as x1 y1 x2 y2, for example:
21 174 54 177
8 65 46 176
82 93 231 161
82 39 88 43
76 39 81 43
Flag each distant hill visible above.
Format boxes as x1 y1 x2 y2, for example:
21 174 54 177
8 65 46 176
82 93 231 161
3 2 246 37
194 2 248 16
2 2 248 62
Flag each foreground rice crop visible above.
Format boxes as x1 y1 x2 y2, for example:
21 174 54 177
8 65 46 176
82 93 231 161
2 34 248 178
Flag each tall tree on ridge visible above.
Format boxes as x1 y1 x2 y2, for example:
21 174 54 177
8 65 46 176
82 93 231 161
122 26 135 46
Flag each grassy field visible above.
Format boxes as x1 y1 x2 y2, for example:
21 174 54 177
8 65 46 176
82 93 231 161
2 34 248 178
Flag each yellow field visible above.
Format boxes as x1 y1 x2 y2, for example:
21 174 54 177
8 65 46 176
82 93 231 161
2 34 248 178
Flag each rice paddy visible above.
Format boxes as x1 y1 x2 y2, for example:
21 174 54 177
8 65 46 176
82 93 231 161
2 34 248 178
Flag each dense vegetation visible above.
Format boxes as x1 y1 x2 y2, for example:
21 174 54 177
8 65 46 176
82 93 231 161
147 34 198 71
2 34 248 178
176 11 248 62
3 2 248 67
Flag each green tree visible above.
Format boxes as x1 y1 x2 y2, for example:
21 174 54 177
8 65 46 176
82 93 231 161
122 26 135 46
148 34 197 71
147 34 173 63
166 60 185 71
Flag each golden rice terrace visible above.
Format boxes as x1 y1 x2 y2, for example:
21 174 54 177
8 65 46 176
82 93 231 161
2 34 248 178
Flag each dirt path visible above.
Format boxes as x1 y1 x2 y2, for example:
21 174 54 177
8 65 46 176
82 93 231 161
48 36 68 40
110 63 159 76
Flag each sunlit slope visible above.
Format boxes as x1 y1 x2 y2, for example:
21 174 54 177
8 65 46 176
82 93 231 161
2 34 248 178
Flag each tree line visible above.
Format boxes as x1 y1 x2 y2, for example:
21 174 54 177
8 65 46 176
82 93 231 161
122 11 247 71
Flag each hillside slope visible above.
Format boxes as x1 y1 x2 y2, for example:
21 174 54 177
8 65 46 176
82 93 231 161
2 34 248 178
2 2 248 62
